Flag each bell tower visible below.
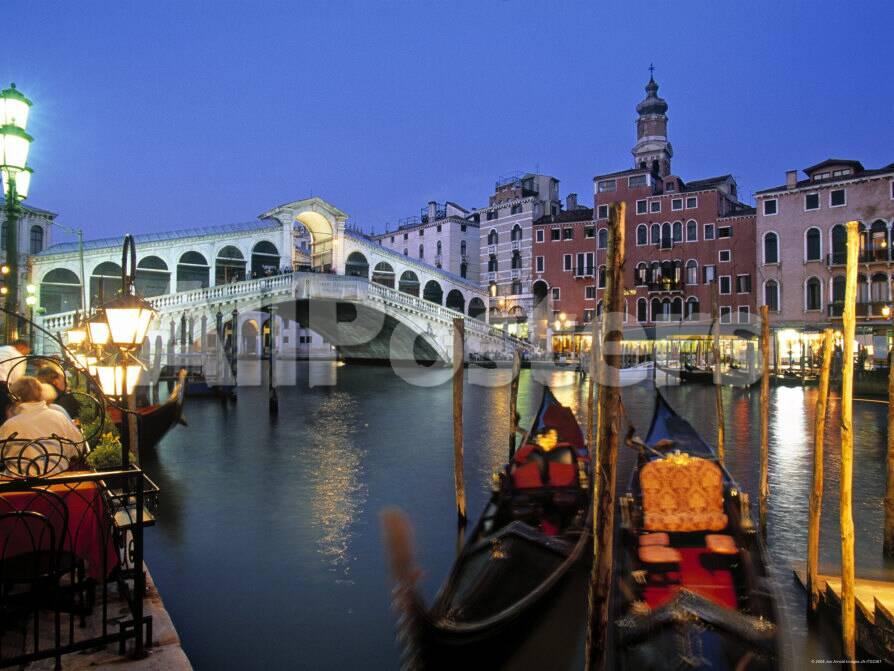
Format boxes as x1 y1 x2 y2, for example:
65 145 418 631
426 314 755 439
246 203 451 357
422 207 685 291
632 65 672 178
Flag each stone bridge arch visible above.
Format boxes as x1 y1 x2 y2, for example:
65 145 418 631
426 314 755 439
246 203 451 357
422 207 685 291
261 197 348 272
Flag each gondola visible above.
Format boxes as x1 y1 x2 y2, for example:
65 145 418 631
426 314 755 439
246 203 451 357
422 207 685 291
613 393 783 670
386 388 592 669
111 369 188 451
680 364 758 388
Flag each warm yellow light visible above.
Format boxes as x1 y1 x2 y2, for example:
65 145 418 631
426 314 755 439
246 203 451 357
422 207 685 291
24 295 35 306
0 125 32 170
0 265 8 274
883 306 892 319
88 318 110 347
95 364 142 397
559 312 567 321
67 328 87 346
103 294 156 349
0 287 7 296
554 319 562 331
25 284 35 294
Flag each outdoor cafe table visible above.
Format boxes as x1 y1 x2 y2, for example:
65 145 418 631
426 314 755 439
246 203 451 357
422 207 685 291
0 471 119 581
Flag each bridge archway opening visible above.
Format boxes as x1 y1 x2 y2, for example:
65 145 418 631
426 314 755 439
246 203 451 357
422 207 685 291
241 319 259 355
90 261 122 306
216 246 246 284
468 297 486 320
398 270 420 296
294 210 335 271
423 280 443 305
136 256 170 297
40 268 82 315
177 251 210 292
345 251 369 278
372 262 395 289
251 241 280 278
446 289 465 313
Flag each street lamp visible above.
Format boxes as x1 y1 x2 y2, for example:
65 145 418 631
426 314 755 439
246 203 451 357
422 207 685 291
0 83 33 341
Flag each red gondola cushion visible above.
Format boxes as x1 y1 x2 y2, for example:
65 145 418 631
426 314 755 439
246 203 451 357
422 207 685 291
512 462 544 489
548 462 577 487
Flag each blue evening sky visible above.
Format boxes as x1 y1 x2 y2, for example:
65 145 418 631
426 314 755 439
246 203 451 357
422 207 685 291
4 1 892 244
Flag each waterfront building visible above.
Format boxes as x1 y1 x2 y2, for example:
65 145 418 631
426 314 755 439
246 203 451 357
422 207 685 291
473 172 562 340
369 201 479 281
0 204 57 312
593 75 757 331
755 159 894 363
530 201 595 351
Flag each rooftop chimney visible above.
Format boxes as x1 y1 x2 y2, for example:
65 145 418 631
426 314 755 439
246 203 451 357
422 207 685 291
785 170 798 189
566 193 578 211
427 201 438 221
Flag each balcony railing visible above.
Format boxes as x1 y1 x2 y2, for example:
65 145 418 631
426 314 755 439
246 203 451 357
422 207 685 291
828 301 891 318
827 249 891 266
647 279 685 293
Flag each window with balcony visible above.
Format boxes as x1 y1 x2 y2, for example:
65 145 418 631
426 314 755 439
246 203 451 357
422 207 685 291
637 298 648 322
831 224 846 264
488 229 498 245
636 263 648 286
511 224 523 241
511 251 522 269
488 255 498 272
686 297 700 321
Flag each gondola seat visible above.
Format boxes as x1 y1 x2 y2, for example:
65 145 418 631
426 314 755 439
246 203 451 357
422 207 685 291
639 532 670 547
640 455 728 532
705 534 738 555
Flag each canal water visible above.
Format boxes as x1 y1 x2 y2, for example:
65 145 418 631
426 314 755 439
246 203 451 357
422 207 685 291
141 363 889 670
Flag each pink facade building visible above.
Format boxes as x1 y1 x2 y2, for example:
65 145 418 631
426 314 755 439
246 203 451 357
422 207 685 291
755 160 894 358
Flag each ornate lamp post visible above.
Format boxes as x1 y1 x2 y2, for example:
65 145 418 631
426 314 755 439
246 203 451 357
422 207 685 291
0 83 33 340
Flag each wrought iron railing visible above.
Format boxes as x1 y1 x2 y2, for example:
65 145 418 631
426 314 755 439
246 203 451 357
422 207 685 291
827 301 891 318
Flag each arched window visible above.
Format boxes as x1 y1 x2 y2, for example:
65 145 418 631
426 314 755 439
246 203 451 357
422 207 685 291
831 224 846 264
419 244 424 259
650 223 660 245
763 232 779 264
686 297 700 321
596 300 604 317
250 241 280 277
670 297 683 320
805 227 821 261
651 298 663 322
488 254 498 272
511 224 522 242
446 289 465 312
215 246 246 284
637 224 648 245
372 261 395 288
685 259 698 285
460 240 467 257
598 265 606 289
345 251 369 278
397 270 419 296
765 280 779 312
469 297 486 320
672 221 682 243
637 298 648 322
40 268 82 315
488 229 498 245
661 223 671 248
597 229 608 249
29 225 44 254
511 279 522 295
870 220 888 261
511 251 522 269
423 280 443 304
177 251 209 291
136 256 170 297
91 261 123 304
635 263 648 286
871 272 888 302
832 276 845 305
686 220 697 242
856 273 869 304
805 276 821 311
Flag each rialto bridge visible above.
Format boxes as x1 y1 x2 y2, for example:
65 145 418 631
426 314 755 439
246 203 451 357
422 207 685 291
31 197 532 366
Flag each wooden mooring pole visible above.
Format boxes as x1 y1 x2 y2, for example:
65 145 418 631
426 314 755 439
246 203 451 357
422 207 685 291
808 328 834 616
840 221 859 668
452 318 466 526
759 305 770 537
886 310 894 556
586 202 625 670
508 348 521 457
711 280 725 464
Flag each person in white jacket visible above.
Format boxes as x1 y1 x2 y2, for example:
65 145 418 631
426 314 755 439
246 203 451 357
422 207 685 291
0 376 86 476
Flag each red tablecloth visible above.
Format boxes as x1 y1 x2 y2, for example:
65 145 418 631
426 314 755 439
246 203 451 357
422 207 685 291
0 475 119 580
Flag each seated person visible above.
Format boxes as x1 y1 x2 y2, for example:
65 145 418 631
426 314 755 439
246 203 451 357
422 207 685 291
36 364 80 422
0 376 86 476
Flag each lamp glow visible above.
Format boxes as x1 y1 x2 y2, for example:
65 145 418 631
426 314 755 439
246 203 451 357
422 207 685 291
0 124 32 171
0 84 32 131
24 295 35 306
883 305 892 319
67 327 87 346
87 315 110 347
2 166 30 200
102 293 156 349
95 363 142 397
554 319 561 331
